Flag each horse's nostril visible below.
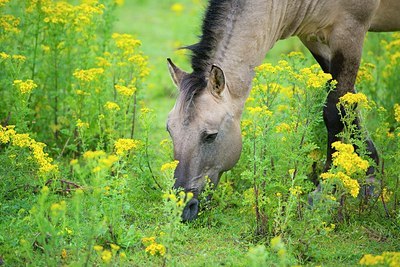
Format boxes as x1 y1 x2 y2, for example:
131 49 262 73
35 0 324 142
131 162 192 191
182 198 199 222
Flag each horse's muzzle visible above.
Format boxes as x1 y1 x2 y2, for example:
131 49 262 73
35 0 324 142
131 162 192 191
182 198 199 222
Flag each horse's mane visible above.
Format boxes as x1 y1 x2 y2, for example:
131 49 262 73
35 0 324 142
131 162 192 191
180 0 239 107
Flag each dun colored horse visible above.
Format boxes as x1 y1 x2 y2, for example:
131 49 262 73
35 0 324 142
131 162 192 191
166 0 400 221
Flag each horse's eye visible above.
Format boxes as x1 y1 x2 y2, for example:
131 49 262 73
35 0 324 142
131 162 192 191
204 132 218 143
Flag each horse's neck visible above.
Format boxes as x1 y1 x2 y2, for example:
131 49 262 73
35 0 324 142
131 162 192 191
213 0 294 107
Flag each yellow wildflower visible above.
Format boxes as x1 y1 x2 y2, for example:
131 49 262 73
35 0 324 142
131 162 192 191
339 92 369 107
12 54 26 62
61 249 67 259
0 14 20 34
114 0 124 6
83 150 106 159
0 52 10 59
171 3 184 13
247 106 272 117
12 133 31 147
104 101 120 111
287 51 305 59
0 0 10 7
161 160 179 172
50 201 66 216
114 138 139 155
331 141 369 175
142 237 166 257
112 33 141 54
73 68 104 82
255 63 276 73
93 245 103 252
359 254 385 265
394 103 400 123
76 119 89 129
289 186 302 196
101 249 112 263
115 84 135 97
110 243 120 251
275 123 292 133
320 171 360 198
13 79 37 94
99 155 119 168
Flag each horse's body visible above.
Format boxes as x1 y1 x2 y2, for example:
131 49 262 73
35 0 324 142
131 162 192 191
167 0 400 221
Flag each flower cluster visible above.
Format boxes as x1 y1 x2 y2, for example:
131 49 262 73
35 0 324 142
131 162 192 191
81 150 119 172
141 236 166 257
359 251 400 266
73 68 104 82
13 79 37 94
339 92 369 108
0 125 58 176
320 141 369 198
160 160 179 172
394 103 400 123
93 243 122 264
114 138 140 155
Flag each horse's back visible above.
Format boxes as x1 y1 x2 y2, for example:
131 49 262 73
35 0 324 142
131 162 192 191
370 0 400 31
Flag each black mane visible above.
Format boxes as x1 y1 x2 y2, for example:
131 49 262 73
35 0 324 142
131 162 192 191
187 0 235 74
180 0 240 106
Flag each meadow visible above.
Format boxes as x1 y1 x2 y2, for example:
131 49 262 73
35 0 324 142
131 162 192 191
0 0 399 266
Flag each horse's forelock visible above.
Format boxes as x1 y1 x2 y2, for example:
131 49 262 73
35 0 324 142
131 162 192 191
178 73 207 112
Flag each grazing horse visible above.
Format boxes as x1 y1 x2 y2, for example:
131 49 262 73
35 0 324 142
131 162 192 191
166 0 400 221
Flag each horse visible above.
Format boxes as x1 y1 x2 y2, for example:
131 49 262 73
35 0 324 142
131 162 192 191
166 0 400 221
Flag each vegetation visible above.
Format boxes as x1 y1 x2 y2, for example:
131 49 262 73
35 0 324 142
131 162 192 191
0 0 399 266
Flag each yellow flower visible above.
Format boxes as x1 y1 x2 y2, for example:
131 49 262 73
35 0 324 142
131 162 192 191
287 51 305 59
0 14 20 34
61 249 67 259
73 68 104 82
114 138 139 155
114 0 124 6
112 33 141 54
93 245 104 252
99 155 119 168
76 119 89 129
144 241 166 256
13 79 37 94
115 84 136 97
339 92 369 107
320 171 360 198
289 186 302 196
0 0 10 8
394 103 400 123
104 101 120 111
359 254 385 265
83 150 106 159
255 63 276 73
331 141 369 175
11 54 26 62
246 106 272 117
70 159 78 165
101 249 112 263
12 133 31 147
275 123 292 133
0 52 10 59
161 160 179 172
110 243 120 251
171 3 184 13
50 201 66 216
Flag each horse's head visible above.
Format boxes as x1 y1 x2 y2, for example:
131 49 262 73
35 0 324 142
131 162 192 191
166 59 242 221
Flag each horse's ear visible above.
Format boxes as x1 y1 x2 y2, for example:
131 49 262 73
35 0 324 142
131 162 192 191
208 65 225 96
167 58 187 88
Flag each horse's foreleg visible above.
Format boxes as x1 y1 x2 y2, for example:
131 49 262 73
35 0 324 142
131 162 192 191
301 22 379 176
